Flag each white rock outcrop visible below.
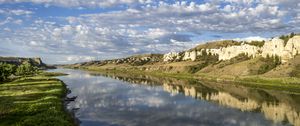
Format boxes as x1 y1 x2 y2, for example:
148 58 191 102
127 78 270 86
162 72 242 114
261 38 285 57
261 36 300 62
285 36 300 57
163 36 300 63
217 43 260 60
181 43 260 61
163 52 181 62
182 51 197 61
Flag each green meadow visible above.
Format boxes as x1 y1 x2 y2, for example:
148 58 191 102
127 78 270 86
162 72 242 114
0 74 74 126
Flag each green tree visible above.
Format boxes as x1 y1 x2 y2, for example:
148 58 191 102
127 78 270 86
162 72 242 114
0 63 16 82
190 50 219 73
15 61 38 76
290 32 295 38
257 55 281 74
274 55 281 66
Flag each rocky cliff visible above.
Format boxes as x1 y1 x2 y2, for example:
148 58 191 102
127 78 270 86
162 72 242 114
163 35 300 63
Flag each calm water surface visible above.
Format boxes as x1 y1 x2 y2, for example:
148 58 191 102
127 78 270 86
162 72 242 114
49 69 300 126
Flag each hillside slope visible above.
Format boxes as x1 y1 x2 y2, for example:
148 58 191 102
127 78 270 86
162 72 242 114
66 34 300 79
264 55 300 78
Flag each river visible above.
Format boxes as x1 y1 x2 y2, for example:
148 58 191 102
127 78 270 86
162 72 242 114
49 68 300 126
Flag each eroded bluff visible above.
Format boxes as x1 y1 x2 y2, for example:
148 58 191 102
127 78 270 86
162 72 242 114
164 36 300 63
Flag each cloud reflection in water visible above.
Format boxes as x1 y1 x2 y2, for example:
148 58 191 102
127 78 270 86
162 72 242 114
51 69 299 126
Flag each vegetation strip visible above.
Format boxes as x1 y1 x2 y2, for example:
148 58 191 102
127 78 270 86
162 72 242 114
0 73 74 126
80 67 300 94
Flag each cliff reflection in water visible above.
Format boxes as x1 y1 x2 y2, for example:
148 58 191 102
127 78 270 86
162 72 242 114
95 72 300 126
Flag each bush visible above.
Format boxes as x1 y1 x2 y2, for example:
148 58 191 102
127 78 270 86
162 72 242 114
0 61 40 82
289 64 300 77
0 62 16 82
257 55 281 74
15 61 38 76
188 62 210 74
131 59 150 66
189 51 219 73
279 32 295 46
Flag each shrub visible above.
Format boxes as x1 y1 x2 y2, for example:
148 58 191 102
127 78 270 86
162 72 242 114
131 59 150 66
196 50 219 62
289 64 300 77
279 32 295 46
257 55 281 74
15 61 38 76
0 62 16 82
189 51 219 73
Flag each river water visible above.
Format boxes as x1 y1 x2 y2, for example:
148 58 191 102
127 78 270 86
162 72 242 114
49 68 300 126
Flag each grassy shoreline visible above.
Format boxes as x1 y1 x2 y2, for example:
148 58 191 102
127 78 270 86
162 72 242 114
0 72 75 126
77 66 300 94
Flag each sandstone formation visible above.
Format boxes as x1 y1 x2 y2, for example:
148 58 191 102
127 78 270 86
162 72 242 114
210 43 260 60
182 51 197 61
163 35 300 63
261 38 285 58
285 36 300 59
163 52 181 62
261 36 300 62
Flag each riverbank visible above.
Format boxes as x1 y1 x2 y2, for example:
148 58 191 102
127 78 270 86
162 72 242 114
0 72 75 126
77 66 300 94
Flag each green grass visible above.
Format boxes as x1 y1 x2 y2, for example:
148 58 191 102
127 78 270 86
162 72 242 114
0 74 74 126
233 76 300 94
194 72 300 94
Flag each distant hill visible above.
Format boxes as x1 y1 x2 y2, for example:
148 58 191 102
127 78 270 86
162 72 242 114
0 57 52 69
70 54 164 68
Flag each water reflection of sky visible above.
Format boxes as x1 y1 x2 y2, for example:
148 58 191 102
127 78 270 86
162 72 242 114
50 69 293 126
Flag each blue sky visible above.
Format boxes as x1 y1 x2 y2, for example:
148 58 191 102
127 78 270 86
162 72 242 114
0 0 299 64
